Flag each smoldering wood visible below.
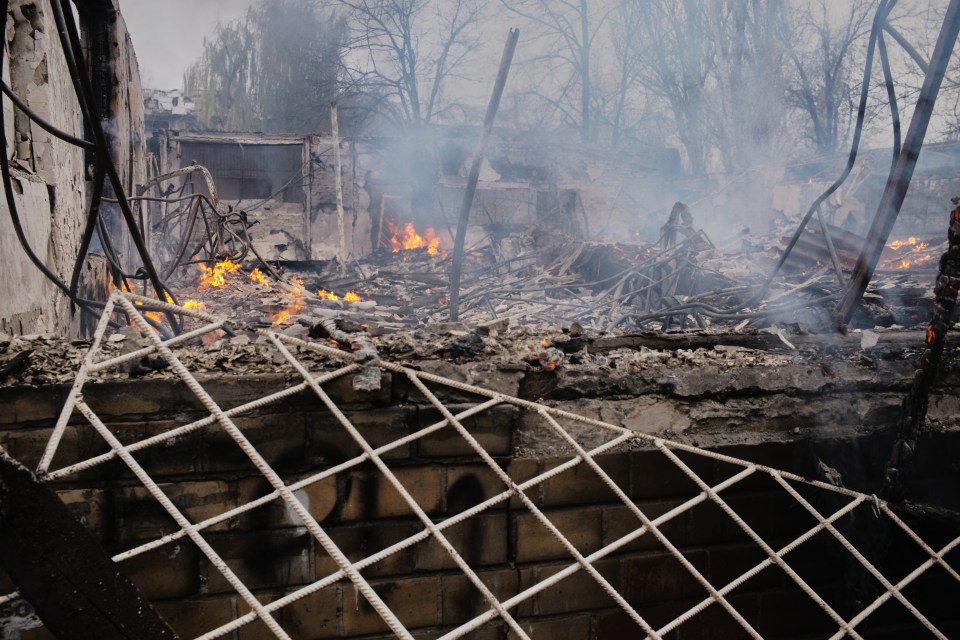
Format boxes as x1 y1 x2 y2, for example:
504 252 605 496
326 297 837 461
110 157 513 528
0 447 179 640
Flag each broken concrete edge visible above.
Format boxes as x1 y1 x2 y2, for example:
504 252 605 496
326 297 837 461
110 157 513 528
0 445 180 640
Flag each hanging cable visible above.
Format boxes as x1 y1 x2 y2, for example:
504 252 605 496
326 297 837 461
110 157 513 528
0 79 94 149
0 0 110 326
877 27 902 174
49 0 179 333
732 0 894 312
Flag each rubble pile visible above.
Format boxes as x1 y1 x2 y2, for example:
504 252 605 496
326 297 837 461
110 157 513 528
0 201 947 390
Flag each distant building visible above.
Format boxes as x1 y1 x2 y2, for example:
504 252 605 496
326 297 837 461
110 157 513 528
144 88 198 132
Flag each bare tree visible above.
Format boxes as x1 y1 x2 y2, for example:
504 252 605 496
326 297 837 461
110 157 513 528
780 0 878 154
184 18 259 131
627 1 718 173
604 1 649 145
615 0 791 173
709 0 790 170
184 0 352 133
497 0 617 144
331 0 485 129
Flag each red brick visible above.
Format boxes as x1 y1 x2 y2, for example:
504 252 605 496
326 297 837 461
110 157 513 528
444 463 511 514
0 426 79 475
668 593 761 640
201 412 310 474
620 549 709 605
602 501 685 555
275 585 339 638
121 539 202 600
707 541 785 592
513 507 603 564
506 457 541 508
106 480 238 543
416 404 517 458
305 406 418 464
439 568 519 627
314 520 422 579
540 453 630 507
533 557 620 615
339 465 443 520
685 492 811 547
155 596 236 639
755 586 839 638
415 512 509 571
55 487 108 538
0 385 66 425
204 528 313 594
629 448 708 501
341 576 440 636
236 472 338 530
506 613 593 639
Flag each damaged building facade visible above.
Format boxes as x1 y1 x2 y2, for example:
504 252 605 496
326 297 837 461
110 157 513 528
0 0 146 336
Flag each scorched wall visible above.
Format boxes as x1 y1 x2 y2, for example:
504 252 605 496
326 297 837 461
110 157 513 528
1 329 959 638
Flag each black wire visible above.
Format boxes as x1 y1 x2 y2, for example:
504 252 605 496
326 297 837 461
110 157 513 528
0 79 95 149
68 161 107 313
877 29 902 174
49 0 179 333
734 0 893 312
0 0 111 326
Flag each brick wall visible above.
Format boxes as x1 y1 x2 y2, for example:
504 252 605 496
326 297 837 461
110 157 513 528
1 371 959 639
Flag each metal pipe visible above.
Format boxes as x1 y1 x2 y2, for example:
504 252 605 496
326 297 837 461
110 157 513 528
448 28 520 321
839 0 960 324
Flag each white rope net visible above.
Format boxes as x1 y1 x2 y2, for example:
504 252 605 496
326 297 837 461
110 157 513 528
3 290 959 639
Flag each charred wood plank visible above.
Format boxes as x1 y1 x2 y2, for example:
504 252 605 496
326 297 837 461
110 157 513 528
0 448 178 640
0 349 31 381
588 329 949 355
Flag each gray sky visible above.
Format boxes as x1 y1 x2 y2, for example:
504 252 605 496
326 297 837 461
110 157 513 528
121 0 254 90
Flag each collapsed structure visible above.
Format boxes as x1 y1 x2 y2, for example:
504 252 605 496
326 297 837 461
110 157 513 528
1 1 960 639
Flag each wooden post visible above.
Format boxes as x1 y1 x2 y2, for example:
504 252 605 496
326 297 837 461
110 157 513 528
839 0 960 324
0 447 178 639
331 102 347 275
448 28 520 321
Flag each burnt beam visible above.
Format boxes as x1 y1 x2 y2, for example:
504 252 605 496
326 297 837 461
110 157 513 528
0 447 179 640
448 27 519 322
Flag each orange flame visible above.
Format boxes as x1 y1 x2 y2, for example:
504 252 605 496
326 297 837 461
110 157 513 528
271 278 306 325
316 289 339 301
896 254 934 269
316 289 363 303
927 325 936 344
389 221 441 255
199 258 242 289
888 236 920 250
183 300 205 312
249 268 270 287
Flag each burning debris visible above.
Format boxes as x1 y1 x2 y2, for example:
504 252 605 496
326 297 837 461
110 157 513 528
110 185 948 353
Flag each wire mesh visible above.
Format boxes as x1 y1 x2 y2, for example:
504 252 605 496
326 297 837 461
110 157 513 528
4 290 959 639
